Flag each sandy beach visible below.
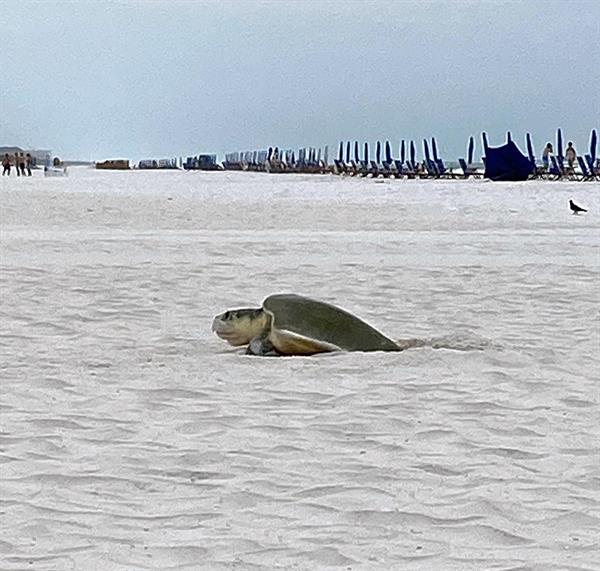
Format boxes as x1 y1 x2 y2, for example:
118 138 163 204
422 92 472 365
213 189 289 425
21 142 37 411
1 168 598 570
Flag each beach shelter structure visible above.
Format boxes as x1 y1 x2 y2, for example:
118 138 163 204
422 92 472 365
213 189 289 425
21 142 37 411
483 139 534 181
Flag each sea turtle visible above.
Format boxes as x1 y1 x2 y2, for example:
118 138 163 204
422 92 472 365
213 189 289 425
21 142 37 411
211 293 408 356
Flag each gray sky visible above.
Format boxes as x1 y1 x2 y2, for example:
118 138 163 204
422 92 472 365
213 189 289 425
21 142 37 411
2 0 599 161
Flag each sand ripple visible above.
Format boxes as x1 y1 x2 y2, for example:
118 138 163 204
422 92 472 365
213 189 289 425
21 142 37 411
1 170 598 569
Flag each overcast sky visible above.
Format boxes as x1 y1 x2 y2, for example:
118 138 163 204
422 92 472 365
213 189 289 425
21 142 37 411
2 0 599 160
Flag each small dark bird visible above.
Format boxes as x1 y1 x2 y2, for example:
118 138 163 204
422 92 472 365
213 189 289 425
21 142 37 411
569 199 587 214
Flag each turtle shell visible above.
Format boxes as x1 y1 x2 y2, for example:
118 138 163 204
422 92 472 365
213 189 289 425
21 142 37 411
262 294 400 355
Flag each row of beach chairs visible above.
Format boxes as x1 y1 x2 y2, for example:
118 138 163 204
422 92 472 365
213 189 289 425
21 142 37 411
333 138 484 180
334 157 482 179
333 130 598 181
542 155 600 181
527 129 599 181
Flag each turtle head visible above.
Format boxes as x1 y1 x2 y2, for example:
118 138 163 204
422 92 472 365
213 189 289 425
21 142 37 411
211 307 269 347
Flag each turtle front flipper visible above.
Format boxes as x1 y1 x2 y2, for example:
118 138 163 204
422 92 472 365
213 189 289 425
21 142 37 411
246 335 281 357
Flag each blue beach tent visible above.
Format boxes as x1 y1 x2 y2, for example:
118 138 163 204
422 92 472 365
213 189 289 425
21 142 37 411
483 139 534 181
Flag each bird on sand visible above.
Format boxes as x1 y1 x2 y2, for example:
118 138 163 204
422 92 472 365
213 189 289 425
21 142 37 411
569 199 587 214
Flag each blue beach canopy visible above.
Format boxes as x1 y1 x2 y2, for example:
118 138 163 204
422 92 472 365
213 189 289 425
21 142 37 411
467 136 474 164
484 140 534 181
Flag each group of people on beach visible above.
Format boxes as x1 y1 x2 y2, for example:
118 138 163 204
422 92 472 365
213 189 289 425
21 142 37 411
2 152 34 176
542 141 578 171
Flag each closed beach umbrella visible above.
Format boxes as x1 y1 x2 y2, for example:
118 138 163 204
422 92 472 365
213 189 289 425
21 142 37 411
376 141 381 164
324 145 329 166
467 136 474 164
557 128 563 159
590 129 597 161
401 140 406 164
338 142 343 162
385 141 392 163
410 141 416 165
345 141 350 163
354 141 359 163
364 142 369 163
432 137 439 161
526 133 535 163
423 139 431 162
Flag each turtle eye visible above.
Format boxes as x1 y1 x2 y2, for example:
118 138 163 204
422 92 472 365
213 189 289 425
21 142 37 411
223 311 230 320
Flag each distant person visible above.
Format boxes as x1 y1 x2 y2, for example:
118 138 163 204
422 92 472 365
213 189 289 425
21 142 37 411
13 153 20 176
565 142 577 169
25 153 33 176
542 143 553 170
18 152 26 176
2 153 10 176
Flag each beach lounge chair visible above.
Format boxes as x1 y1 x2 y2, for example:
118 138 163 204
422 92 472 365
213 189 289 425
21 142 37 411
423 158 439 178
344 160 356 176
333 159 346 175
380 161 393 177
549 155 564 179
577 156 594 181
584 155 600 180
584 154 597 177
458 158 478 178
393 160 405 178
404 161 417 179
369 161 382 177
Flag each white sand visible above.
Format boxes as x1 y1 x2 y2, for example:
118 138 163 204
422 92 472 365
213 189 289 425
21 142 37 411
1 168 598 570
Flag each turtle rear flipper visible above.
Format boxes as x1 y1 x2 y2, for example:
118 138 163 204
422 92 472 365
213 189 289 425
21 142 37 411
269 328 341 356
